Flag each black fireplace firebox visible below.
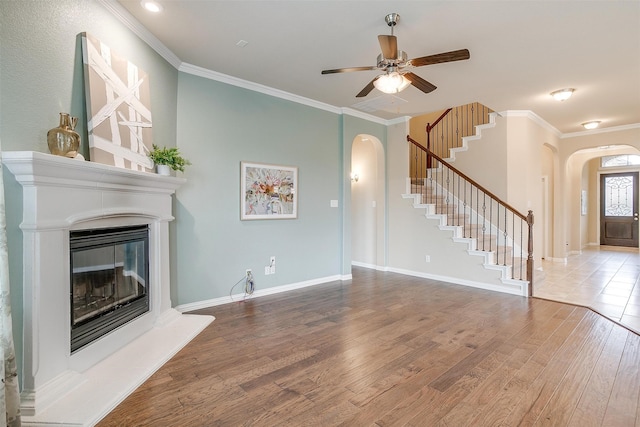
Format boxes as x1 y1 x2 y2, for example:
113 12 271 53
70 225 150 353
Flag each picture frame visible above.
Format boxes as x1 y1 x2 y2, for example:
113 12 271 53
241 162 298 220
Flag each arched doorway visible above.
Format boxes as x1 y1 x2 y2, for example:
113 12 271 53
351 134 385 268
565 146 640 252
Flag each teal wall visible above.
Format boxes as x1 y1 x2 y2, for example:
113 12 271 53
0 0 178 387
0 0 389 389
0 0 178 155
173 73 345 304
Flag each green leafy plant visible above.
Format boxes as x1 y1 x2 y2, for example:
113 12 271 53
148 144 191 172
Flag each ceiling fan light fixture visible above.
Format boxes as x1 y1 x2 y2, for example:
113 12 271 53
373 72 411 94
582 120 601 130
550 88 574 101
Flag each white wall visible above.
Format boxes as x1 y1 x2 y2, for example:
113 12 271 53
567 147 640 250
559 127 640 255
351 136 380 266
445 115 509 200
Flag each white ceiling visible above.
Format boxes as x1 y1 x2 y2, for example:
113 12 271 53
115 0 640 134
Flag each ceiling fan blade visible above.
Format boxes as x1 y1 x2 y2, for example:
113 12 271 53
404 72 437 94
322 66 378 74
378 35 398 59
356 77 378 98
408 49 470 68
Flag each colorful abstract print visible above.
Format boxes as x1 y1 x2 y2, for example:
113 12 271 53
245 166 295 216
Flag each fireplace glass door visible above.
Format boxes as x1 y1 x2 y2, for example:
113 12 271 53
70 225 150 352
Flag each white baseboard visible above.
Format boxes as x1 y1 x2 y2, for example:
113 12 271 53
350 262 526 296
385 266 528 297
545 257 568 263
351 261 389 271
175 274 351 313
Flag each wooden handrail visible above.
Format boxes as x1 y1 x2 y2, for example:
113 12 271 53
427 108 453 133
425 108 452 168
407 106 533 295
407 135 528 221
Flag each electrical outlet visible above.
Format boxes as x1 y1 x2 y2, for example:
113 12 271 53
246 269 252 276
264 266 270 275
270 256 276 274
425 255 431 263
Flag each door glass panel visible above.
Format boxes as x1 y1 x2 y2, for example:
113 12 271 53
604 175 634 217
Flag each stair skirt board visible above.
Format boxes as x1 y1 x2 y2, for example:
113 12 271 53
351 262 527 296
404 182 523 256
386 266 527 297
400 191 529 297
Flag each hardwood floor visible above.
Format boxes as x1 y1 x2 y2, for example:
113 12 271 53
98 268 640 426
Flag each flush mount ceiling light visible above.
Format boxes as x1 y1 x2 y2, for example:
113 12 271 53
373 72 411 94
550 88 575 101
582 120 601 130
141 1 163 12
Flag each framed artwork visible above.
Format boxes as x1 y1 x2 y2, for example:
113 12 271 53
241 162 298 220
81 32 154 171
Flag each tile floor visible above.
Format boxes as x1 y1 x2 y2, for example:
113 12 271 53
535 245 640 334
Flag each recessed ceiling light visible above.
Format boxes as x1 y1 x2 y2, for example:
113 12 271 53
141 1 163 13
582 121 601 130
550 88 575 101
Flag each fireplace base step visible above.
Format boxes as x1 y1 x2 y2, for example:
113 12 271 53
21 311 214 427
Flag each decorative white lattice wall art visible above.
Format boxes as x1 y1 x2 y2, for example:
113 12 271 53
81 32 154 171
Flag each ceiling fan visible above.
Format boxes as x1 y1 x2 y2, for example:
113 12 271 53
321 13 470 97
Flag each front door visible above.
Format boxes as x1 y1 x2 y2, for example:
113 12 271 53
600 172 639 247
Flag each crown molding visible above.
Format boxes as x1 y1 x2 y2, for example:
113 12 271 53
560 123 640 139
499 110 562 137
96 1 403 127
100 0 454 128
497 110 640 139
98 2 640 134
179 62 343 115
387 115 412 125
96 0 182 69
341 108 391 125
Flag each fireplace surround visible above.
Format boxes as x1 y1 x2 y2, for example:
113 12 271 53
2 151 213 426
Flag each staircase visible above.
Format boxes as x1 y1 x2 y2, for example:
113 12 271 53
402 104 533 297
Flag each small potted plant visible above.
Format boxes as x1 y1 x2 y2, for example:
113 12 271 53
148 144 191 175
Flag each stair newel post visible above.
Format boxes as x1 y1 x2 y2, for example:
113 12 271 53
526 210 534 296
426 123 432 169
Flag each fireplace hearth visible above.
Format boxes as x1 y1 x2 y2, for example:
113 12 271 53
2 151 214 426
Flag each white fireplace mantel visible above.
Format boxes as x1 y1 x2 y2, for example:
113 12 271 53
2 151 213 426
